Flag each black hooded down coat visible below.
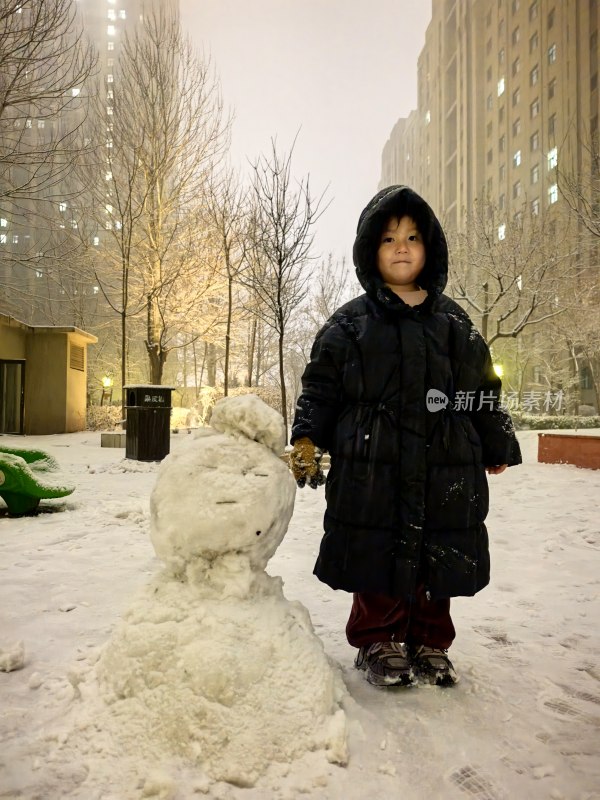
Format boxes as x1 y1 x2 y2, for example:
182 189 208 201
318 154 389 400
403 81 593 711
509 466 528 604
291 186 522 600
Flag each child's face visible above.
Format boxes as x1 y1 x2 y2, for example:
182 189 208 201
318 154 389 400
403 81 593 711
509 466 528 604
376 215 426 293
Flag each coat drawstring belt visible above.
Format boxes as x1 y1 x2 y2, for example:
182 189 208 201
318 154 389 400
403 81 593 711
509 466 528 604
356 402 398 457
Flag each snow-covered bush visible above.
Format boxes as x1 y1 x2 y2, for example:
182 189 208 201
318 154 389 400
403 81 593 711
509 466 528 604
511 413 600 430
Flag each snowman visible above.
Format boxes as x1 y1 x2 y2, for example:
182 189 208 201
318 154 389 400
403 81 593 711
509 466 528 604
92 395 347 789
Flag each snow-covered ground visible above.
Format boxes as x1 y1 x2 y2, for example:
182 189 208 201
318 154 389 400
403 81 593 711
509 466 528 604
1 426 599 800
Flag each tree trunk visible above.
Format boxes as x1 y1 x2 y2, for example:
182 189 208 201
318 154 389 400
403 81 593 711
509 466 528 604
224 276 232 396
278 329 287 441
246 316 257 387
206 342 217 387
121 309 127 423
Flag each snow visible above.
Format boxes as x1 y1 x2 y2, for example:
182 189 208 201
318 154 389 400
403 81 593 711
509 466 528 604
1 423 599 799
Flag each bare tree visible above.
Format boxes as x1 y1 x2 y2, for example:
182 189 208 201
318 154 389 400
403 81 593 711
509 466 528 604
557 129 600 242
204 170 249 395
102 8 228 384
0 0 97 319
0 0 96 218
244 138 326 435
447 197 579 347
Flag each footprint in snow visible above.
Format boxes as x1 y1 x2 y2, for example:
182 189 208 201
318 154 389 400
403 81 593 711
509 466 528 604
447 764 502 800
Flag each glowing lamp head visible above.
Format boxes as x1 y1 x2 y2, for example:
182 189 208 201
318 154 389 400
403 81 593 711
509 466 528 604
493 364 504 378
102 375 113 388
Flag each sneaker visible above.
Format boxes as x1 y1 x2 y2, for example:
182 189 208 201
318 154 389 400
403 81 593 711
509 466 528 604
410 645 459 686
354 641 417 687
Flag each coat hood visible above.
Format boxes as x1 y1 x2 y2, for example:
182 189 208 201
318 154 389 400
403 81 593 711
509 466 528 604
352 185 448 304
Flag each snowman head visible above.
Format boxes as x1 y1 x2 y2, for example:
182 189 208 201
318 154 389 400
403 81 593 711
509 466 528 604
149 395 296 578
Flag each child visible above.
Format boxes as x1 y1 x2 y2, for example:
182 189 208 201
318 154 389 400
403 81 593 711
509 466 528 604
290 186 521 688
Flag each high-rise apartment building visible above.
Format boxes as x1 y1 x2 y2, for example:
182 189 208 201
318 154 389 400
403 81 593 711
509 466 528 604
381 0 599 234
0 0 179 325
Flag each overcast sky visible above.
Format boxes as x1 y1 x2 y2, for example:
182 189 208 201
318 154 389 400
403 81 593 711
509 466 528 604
180 0 432 270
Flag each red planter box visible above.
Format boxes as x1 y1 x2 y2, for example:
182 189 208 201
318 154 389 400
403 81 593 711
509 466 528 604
538 433 600 470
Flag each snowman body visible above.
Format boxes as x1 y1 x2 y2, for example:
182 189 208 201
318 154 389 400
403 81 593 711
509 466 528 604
95 396 347 787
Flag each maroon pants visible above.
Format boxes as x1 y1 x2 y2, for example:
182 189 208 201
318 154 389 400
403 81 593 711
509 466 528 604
346 584 456 649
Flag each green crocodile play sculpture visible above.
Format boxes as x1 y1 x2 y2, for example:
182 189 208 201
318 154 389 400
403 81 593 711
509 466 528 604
0 446 75 516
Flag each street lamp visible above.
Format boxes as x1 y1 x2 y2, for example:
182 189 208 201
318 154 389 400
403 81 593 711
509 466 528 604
101 375 114 406
493 363 504 378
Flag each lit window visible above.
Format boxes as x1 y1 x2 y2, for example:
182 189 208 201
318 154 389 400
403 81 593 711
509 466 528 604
531 163 540 183
547 147 558 169
93 236 100 246
108 8 116 20
115 220 122 230
12 234 19 244
0 234 6 245
497 77 505 96
119 9 126 18
105 221 112 230
0 218 6 227
107 89 113 99
548 43 557 64
425 110 431 124
93 286 100 294
105 204 113 215
59 201 67 212
548 183 558 203
107 41 114 51
513 149 521 167
107 25 115 36
531 198 540 215
71 220 78 229
25 118 32 128
35 269 43 278
107 74 113 83
107 106 113 115
106 139 113 148
37 119 45 128
498 224 506 240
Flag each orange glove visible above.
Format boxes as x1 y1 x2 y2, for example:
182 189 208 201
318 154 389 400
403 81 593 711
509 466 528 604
289 437 326 489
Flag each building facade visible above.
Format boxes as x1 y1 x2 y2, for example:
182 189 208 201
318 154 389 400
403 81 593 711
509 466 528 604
0 0 179 327
380 0 599 411
381 0 599 231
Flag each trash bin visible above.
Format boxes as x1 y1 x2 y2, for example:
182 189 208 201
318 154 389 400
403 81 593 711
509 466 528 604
124 385 173 461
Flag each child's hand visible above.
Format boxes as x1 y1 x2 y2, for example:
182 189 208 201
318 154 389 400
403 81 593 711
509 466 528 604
486 464 508 475
289 437 326 489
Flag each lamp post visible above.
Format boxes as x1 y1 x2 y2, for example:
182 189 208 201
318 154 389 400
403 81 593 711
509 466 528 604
101 375 114 406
